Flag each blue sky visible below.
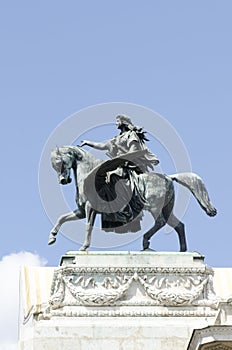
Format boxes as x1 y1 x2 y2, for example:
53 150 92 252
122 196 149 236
1 2 232 345
1 0 232 270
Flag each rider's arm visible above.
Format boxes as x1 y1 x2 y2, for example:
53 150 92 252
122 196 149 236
81 140 110 150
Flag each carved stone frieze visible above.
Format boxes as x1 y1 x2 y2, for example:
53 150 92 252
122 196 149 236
40 261 220 319
137 274 208 306
62 274 134 306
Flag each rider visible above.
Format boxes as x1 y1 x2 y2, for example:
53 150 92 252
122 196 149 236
81 115 159 232
81 114 159 171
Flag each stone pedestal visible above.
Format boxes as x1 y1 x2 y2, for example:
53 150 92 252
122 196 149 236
19 251 230 350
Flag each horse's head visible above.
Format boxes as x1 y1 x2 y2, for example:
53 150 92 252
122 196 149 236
51 145 100 186
51 146 83 185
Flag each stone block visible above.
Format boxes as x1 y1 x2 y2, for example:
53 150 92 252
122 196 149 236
80 339 120 350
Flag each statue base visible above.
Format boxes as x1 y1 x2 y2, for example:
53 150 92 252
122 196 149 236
19 251 227 350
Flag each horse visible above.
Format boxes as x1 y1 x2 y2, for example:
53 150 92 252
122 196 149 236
48 146 217 251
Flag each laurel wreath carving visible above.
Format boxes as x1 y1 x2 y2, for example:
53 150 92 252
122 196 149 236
48 267 217 309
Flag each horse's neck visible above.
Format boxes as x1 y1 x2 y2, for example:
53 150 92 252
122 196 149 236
77 157 101 176
71 147 101 178
74 154 102 206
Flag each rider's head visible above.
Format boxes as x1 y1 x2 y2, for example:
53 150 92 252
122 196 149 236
116 115 133 131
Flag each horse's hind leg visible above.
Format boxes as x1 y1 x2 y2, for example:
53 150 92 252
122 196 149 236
48 209 85 245
142 213 166 250
164 212 187 252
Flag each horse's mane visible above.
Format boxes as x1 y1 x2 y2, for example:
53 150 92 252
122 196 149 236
66 145 102 168
51 145 104 180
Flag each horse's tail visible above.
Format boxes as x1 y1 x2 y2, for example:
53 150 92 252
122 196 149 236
170 172 217 217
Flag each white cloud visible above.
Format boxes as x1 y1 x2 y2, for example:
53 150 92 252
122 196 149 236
0 252 46 349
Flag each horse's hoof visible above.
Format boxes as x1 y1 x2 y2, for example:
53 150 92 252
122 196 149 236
142 248 156 252
48 235 56 245
142 240 150 250
79 246 87 251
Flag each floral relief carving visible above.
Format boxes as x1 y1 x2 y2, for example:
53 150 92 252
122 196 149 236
137 275 208 306
63 274 134 306
47 265 218 312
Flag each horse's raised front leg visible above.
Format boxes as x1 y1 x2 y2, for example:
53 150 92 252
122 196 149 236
79 202 96 251
48 209 85 245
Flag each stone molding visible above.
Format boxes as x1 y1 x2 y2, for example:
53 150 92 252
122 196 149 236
45 308 216 319
187 326 232 350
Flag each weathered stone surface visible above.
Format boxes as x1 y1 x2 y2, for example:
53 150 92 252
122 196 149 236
19 252 232 350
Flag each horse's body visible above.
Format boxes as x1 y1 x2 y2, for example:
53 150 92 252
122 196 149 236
48 146 216 251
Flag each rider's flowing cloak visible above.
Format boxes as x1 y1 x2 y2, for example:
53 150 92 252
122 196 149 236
84 150 151 233
106 129 159 172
